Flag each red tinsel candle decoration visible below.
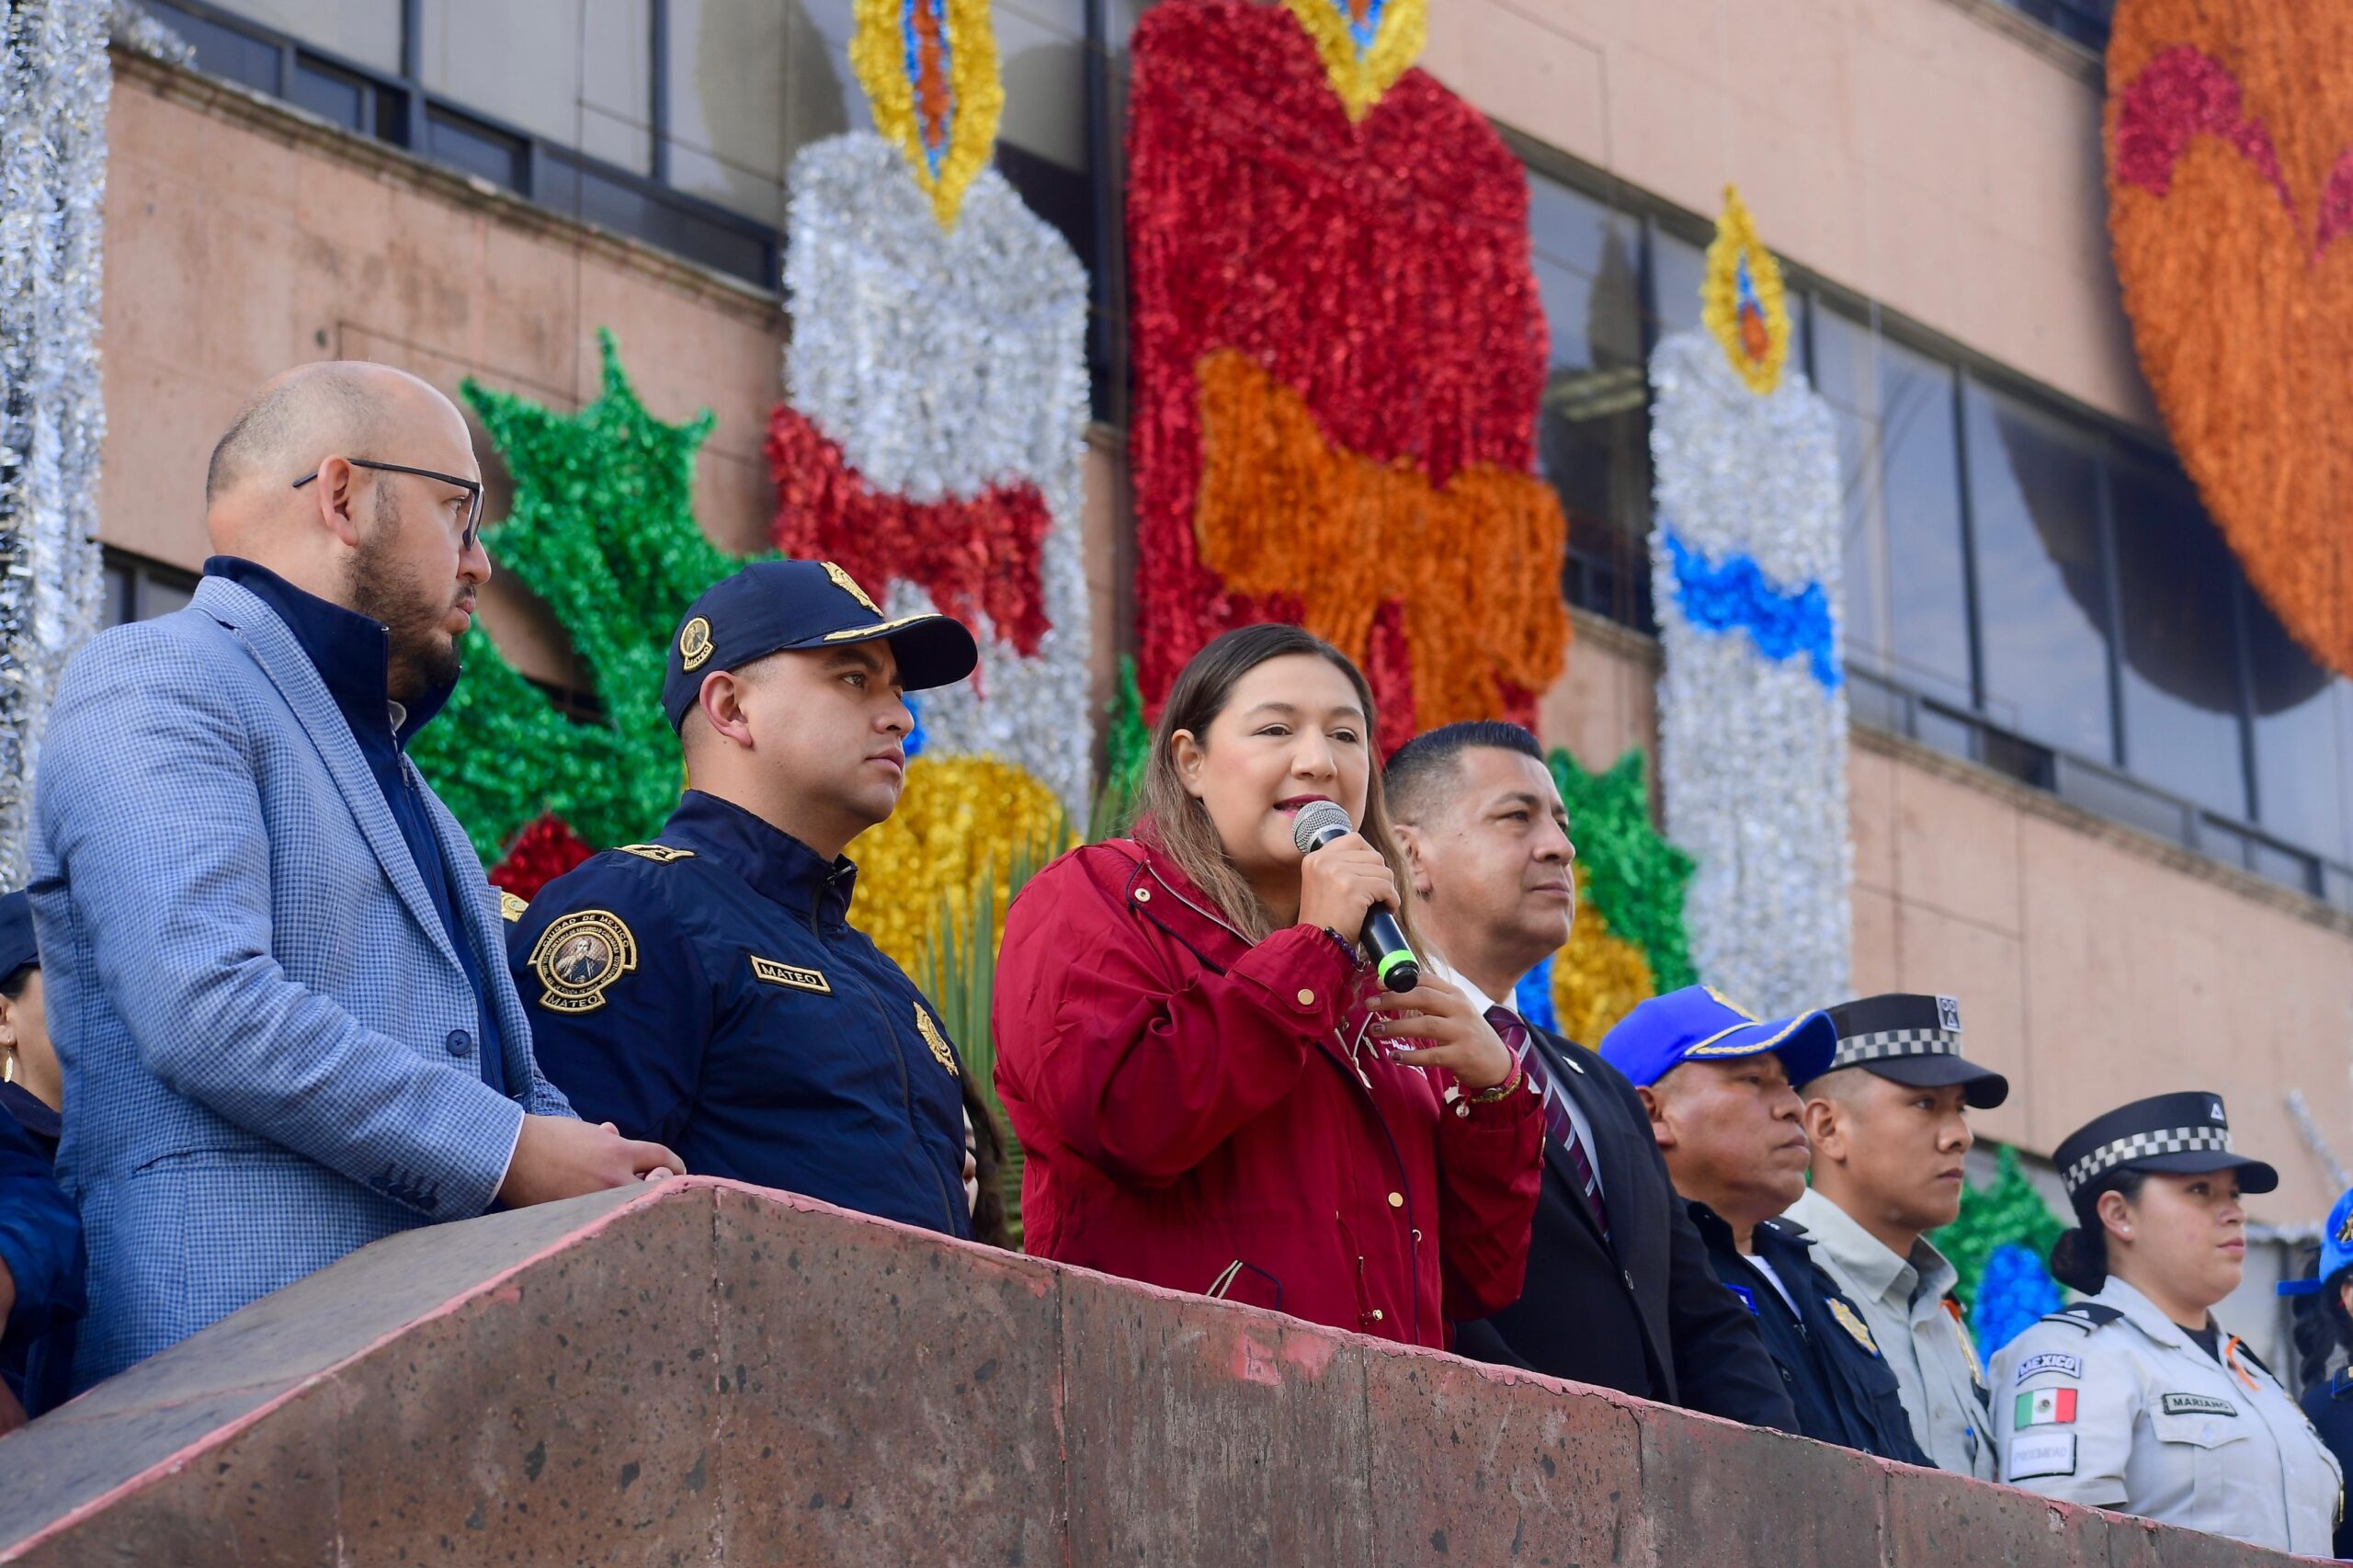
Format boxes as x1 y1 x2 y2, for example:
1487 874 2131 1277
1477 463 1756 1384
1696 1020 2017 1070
1126 0 1567 732
766 403 1052 656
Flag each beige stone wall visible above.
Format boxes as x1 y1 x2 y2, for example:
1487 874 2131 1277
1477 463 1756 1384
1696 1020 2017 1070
1547 619 2353 1222
1424 0 2156 432
101 56 788 692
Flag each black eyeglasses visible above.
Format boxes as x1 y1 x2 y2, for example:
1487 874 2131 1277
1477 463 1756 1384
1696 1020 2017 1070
293 459 485 552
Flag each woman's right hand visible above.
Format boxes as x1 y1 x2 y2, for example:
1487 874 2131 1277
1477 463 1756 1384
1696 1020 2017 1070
1295 831 1399 940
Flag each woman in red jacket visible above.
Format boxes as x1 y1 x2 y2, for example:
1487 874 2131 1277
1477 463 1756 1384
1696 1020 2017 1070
993 624 1543 1346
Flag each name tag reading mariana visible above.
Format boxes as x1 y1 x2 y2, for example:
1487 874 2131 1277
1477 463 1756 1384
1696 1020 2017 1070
749 957 831 994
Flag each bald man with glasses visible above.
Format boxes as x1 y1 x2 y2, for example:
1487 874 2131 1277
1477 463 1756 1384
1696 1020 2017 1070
32 362 679 1388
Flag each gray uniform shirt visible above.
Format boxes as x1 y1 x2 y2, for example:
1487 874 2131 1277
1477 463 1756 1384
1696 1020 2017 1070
1989 1278 2342 1556
1786 1187 1993 1478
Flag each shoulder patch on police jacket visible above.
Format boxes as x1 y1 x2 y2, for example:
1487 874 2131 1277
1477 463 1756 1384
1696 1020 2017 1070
2038 1303 2125 1335
914 1004 960 1077
2014 1352 2082 1385
619 844 697 863
499 891 529 923
1828 1298 1880 1356
528 910 638 1013
749 956 830 994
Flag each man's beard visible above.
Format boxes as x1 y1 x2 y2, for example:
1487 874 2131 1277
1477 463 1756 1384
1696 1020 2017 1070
348 489 466 704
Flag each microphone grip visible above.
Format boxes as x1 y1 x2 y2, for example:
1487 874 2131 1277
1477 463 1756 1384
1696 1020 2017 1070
1360 906 1420 994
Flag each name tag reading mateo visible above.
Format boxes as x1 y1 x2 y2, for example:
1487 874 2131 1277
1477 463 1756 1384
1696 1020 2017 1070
749 957 831 994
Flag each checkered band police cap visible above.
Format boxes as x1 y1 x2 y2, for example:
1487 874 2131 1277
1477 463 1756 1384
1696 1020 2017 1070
2053 1091 2279 1199
1807 993 2009 1108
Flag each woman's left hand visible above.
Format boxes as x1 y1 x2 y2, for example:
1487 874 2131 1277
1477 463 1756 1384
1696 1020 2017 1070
1363 974 1517 1091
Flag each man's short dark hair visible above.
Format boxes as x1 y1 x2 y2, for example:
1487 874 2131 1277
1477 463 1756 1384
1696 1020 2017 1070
1384 720 1545 823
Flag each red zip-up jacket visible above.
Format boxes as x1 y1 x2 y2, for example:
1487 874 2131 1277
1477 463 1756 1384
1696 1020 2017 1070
992 834 1543 1346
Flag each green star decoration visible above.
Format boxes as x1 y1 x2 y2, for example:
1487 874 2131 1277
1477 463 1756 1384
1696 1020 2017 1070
1550 746 1699 994
413 330 762 861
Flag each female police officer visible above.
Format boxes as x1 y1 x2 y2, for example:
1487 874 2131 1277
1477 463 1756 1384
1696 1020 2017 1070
1990 1092 2341 1554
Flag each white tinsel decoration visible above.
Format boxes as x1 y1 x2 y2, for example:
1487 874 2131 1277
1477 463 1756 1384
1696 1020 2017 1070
1648 331 1851 1017
0 0 108 883
783 132 1092 823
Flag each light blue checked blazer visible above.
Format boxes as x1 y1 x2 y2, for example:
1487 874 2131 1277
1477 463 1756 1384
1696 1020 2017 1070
29 574 571 1389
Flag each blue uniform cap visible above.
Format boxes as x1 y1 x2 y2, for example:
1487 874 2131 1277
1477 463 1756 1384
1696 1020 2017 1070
2281 1185 2353 1297
0 890 36 985
661 559 980 731
1597 983 1837 1089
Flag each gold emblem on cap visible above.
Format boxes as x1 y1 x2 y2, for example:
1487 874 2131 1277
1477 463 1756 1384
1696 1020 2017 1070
678 615 714 671
527 910 638 1014
822 561 882 617
2337 1208 2353 1248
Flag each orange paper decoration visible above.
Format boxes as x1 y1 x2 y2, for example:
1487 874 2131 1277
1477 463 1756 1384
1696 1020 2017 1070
2107 0 2353 675
1192 349 1571 729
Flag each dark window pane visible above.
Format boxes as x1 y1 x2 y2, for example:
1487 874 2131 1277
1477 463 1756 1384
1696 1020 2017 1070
1533 206 1651 631
288 59 368 132
1649 225 1706 340
2110 460 2249 817
97 562 129 631
426 108 526 190
1819 312 1972 709
134 574 194 622
1994 0 2112 47
550 157 772 284
1527 176 1627 277
1963 377 2114 759
2245 585 2347 861
2056 755 2193 845
2247 835 2315 894
149 2 283 94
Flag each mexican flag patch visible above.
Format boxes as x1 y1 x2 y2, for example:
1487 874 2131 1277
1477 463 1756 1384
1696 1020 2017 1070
2015 1388 2077 1427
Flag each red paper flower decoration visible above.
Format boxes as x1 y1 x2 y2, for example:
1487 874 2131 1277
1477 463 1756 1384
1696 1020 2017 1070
489 812 597 902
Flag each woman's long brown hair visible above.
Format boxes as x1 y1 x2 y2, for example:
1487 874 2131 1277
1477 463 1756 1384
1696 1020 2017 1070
1135 624 1420 949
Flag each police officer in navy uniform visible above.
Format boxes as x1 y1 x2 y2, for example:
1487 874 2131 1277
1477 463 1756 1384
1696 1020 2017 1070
2279 1183 2353 1559
1601 987 1930 1463
508 560 982 1238
1993 1093 2341 1556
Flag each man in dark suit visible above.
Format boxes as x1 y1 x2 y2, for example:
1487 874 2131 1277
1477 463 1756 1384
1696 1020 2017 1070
1387 722 1795 1430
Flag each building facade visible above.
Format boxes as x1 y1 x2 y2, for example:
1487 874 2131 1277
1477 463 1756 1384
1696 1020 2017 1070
100 0 2346 1338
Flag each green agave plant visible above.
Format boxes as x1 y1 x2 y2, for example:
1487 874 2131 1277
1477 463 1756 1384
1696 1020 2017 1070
917 819 1065 1247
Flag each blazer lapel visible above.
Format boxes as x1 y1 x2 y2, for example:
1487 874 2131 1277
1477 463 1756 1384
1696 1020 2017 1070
199 576 464 976
419 776 534 1094
1545 1034 1643 1221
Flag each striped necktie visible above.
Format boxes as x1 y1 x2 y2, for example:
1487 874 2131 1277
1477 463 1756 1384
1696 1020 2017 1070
1487 1006 1609 1239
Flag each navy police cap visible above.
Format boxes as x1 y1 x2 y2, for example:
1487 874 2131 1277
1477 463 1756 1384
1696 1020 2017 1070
2052 1090 2278 1200
1811 993 2009 1109
661 560 979 731
0 890 33 983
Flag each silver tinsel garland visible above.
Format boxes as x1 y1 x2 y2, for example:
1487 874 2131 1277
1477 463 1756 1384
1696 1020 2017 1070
784 132 1093 823
1648 331 1852 1017
0 0 108 884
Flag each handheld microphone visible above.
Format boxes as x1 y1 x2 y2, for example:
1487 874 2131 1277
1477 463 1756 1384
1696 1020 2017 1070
1291 800 1420 993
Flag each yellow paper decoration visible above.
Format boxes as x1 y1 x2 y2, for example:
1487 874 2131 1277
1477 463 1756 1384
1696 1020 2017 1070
850 754 1073 974
1550 865 1658 1047
850 0 1005 228
1281 0 1427 122
1700 185 1791 396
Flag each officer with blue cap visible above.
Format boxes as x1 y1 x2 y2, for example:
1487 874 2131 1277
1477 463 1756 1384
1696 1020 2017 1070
2282 1185 2353 1558
1602 985 1928 1462
508 560 983 1237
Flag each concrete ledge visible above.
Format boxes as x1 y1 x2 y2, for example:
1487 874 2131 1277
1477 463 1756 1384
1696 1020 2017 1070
0 1177 2318 1564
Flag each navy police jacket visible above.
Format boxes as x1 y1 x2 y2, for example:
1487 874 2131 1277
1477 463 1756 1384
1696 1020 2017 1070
1690 1201 1932 1467
507 790 972 1239
2302 1368 2353 1559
